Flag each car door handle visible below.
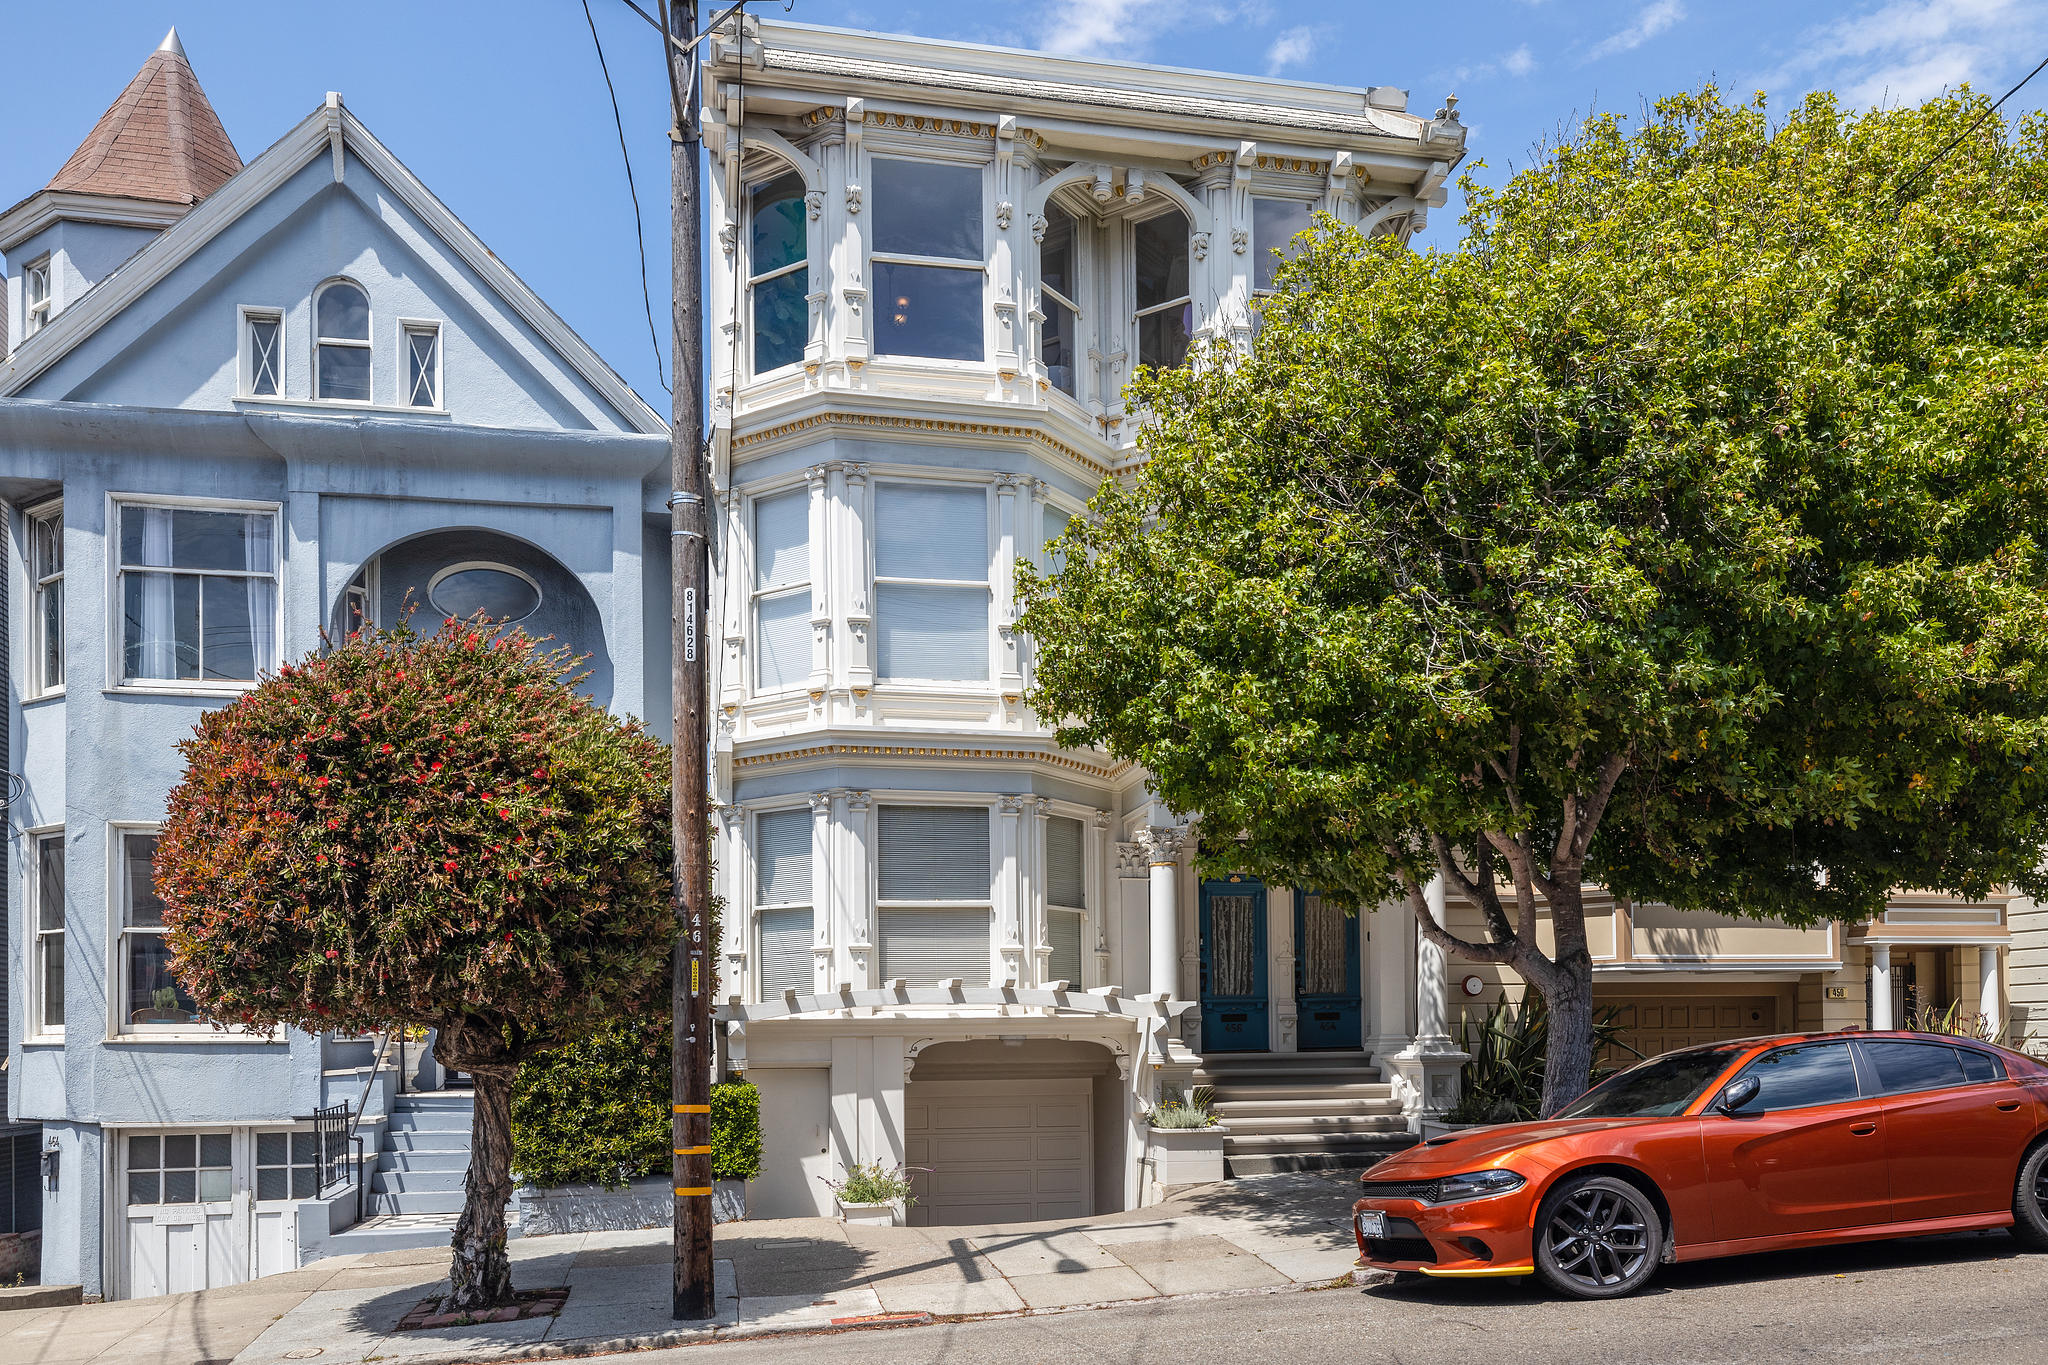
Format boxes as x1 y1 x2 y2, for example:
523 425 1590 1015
1849 1122 1878 1136
1997 1101 2023 1112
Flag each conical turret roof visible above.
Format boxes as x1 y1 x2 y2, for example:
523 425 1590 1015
45 29 241 206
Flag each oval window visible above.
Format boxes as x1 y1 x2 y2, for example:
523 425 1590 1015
428 564 541 623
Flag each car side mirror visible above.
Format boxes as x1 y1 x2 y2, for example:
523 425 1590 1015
1714 1076 1761 1114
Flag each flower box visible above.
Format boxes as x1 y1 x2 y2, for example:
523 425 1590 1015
1148 1124 1228 1187
837 1198 903 1228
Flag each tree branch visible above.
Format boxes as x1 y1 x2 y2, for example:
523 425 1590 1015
1400 866 1518 966
1572 750 1632 862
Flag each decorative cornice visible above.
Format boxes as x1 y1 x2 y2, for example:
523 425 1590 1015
865 111 996 139
733 741 1121 780
732 410 1113 480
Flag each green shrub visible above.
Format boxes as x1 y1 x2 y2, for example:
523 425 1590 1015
711 1078 762 1181
1444 996 1631 1125
1150 1084 1219 1129
827 1162 918 1206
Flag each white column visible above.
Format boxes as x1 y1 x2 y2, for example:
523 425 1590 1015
1366 895 1417 1060
1416 873 1453 1046
996 796 1025 985
995 474 1024 706
806 464 832 699
1870 944 1894 1030
1088 811 1113 989
809 791 834 991
844 791 874 988
1141 826 1188 1000
1980 944 2003 1035
842 463 873 698
1029 798 1054 986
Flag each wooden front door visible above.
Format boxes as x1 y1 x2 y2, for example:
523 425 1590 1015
1200 877 1269 1052
1295 891 1361 1050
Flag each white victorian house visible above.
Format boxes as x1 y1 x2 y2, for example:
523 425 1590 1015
702 18 1470 1224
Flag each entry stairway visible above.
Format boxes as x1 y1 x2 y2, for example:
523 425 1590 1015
369 1090 475 1215
1193 1051 1416 1176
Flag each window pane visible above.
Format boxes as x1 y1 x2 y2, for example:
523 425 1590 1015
1044 299 1076 397
754 590 812 691
1138 305 1190 371
875 261 983 361
407 329 439 407
317 283 369 339
876 584 988 681
1134 210 1190 310
1040 206 1076 300
249 317 281 396
1049 909 1083 986
1043 506 1077 572
292 1131 318 1163
129 934 199 1024
756 809 813 906
163 1135 195 1167
33 511 60 577
877 805 991 900
38 837 65 931
1737 1042 1860 1110
319 343 371 401
878 907 990 985
199 1134 230 1167
753 265 809 373
1958 1047 2003 1082
429 567 539 623
872 158 982 260
41 933 64 1030
754 491 809 590
128 1171 160 1204
126 835 164 926
1863 1040 1968 1094
292 1167 316 1198
257 1133 287 1166
757 905 815 1000
874 486 986 581
41 576 64 688
256 1168 288 1200
130 1135 161 1169
163 1170 196 1202
1047 816 1086 907
198 1169 230 1202
121 505 171 568
201 576 268 680
1253 197 1315 291
750 172 808 276
174 509 269 572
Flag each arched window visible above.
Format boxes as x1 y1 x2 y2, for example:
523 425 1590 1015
749 172 809 374
1039 204 1080 398
1132 209 1191 370
315 280 371 401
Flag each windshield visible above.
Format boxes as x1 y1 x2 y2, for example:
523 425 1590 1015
1554 1047 1745 1119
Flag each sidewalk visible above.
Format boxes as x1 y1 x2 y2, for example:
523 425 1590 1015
0 1171 1365 1365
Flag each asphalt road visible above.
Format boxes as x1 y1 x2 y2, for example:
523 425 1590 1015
645 1230 2048 1364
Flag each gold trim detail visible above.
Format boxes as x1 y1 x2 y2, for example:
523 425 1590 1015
1257 154 1327 175
732 411 1113 480
866 111 995 138
1191 150 1232 170
734 742 1119 779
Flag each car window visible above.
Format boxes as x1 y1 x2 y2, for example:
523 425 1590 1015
1862 1040 1969 1095
1958 1047 2005 1083
1733 1041 1861 1111
1554 1047 1745 1118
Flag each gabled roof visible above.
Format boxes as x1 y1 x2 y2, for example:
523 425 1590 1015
45 29 241 207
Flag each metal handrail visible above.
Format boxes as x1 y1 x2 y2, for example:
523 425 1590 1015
349 1031 397 1144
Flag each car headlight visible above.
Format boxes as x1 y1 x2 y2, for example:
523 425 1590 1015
1430 1169 1527 1204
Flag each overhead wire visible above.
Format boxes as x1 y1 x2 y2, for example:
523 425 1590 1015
1892 52 2048 205
582 0 671 394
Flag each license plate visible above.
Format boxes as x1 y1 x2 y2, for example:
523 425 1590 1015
1356 1210 1386 1239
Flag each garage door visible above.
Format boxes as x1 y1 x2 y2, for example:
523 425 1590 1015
1600 996 1777 1067
903 1078 1091 1226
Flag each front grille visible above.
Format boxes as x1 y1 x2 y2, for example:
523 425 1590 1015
1361 1216 1437 1265
1358 1178 1440 1203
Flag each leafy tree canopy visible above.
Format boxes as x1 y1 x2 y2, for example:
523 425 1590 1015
1021 87 2048 1112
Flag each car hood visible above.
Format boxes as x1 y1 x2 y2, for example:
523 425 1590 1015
1363 1117 1674 1176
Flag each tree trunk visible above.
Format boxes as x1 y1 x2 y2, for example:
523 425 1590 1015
448 1065 516 1309
1537 948 1597 1118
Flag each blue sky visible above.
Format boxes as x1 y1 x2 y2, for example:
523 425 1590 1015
5 1 2046 409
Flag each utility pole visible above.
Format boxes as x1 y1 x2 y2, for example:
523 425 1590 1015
661 0 715 1324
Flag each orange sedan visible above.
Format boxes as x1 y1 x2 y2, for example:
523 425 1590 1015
1352 1030 2048 1298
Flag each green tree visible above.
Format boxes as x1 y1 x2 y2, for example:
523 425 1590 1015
154 619 672 1308
1021 88 2048 1115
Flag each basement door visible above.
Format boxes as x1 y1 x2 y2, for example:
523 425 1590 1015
903 1078 1092 1225
122 1130 247 1299
1200 876 1269 1052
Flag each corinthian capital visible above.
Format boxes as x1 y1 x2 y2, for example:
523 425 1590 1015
1138 825 1189 864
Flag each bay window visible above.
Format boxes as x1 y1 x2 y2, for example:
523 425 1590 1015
34 832 64 1032
30 502 62 694
872 157 984 361
118 502 278 685
749 172 809 374
1045 814 1086 986
754 808 815 1002
1252 196 1316 293
874 483 989 683
877 805 992 986
1133 208 1191 370
120 830 202 1030
752 490 811 692
1038 205 1081 397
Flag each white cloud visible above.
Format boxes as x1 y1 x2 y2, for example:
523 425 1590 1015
1586 0 1686 61
1502 44 1538 77
1266 25 1318 75
1753 0 2048 107
1446 44 1542 85
1031 0 1274 60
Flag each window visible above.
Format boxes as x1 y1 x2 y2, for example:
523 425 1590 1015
23 256 51 338
754 808 814 1001
127 1133 231 1204
872 158 984 361
877 805 992 985
1732 1041 1862 1111
34 833 64 1032
29 503 62 693
1252 197 1315 293
403 322 441 408
749 172 809 374
255 1131 320 1201
118 502 278 685
1958 1046 2005 1083
315 280 371 401
243 310 282 397
874 484 989 683
1133 209 1191 369
1861 1040 1970 1095
427 562 540 623
1046 814 1086 986
1039 205 1081 397
752 490 811 691
120 831 202 1029
1042 503 1077 574
1556 1047 1745 1118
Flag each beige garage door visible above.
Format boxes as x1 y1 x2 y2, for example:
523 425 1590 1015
903 1078 1091 1226
1600 996 1777 1067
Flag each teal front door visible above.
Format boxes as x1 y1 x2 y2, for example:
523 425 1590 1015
1200 877 1269 1052
1294 891 1361 1050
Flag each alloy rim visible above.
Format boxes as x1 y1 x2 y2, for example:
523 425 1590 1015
1543 1187 1651 1288
2034 1159 2048 1216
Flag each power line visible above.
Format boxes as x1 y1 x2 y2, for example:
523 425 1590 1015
1893 52 2048 204
583 0 671 394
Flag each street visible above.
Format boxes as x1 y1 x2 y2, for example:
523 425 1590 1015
645 1232 2048 1364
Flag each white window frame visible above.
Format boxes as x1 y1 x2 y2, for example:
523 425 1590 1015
750 803 816 1004
1037 201 1087 403
1043 811 1089 988
29 826 65 1038
868 152 990 367
111 823 188 1037
1128 206 1192 370
749 484 811 696
237 305 285 398
313 277 372 404
108 493 284 696
745 170 810 380
871 478 994 688
398 317 444 410
344 557 379 634
1250 194 1318 299
23 255 52 338
425 559 541 624
27 498 63 697
872 798 996 988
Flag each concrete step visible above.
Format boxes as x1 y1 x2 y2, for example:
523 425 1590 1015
1223 1130 1414 1153
394 1094 477 1112
379 1148 471 1173
381 1130 472 1153
1204 1082 1395 1103
1212 1097 1403 1119
373 1188 469 1216
1216 1114 1409 1137
1197 1062 1381 1084
373 1168 467 1195
1226 1140 1415 1176
387 1111 473 1133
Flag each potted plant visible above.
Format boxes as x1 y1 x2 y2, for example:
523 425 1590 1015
823 1161 918 1227
1147 1086 1228 1187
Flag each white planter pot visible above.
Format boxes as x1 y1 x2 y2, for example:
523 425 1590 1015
1419 1119 1484 1140
1149 1124 1228 1187
837 1199 903 1228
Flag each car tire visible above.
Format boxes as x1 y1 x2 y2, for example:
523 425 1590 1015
1532 1174 1663 1299
2012 1143 2048 1250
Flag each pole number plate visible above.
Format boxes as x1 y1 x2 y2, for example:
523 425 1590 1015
1356 1210 1386 1239
683 587 697 662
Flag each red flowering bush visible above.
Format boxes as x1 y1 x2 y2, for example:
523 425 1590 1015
155 617 672 1308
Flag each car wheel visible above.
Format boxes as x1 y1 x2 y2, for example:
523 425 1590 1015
1533 1175 1663 1299
2012 1143 2048 1249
